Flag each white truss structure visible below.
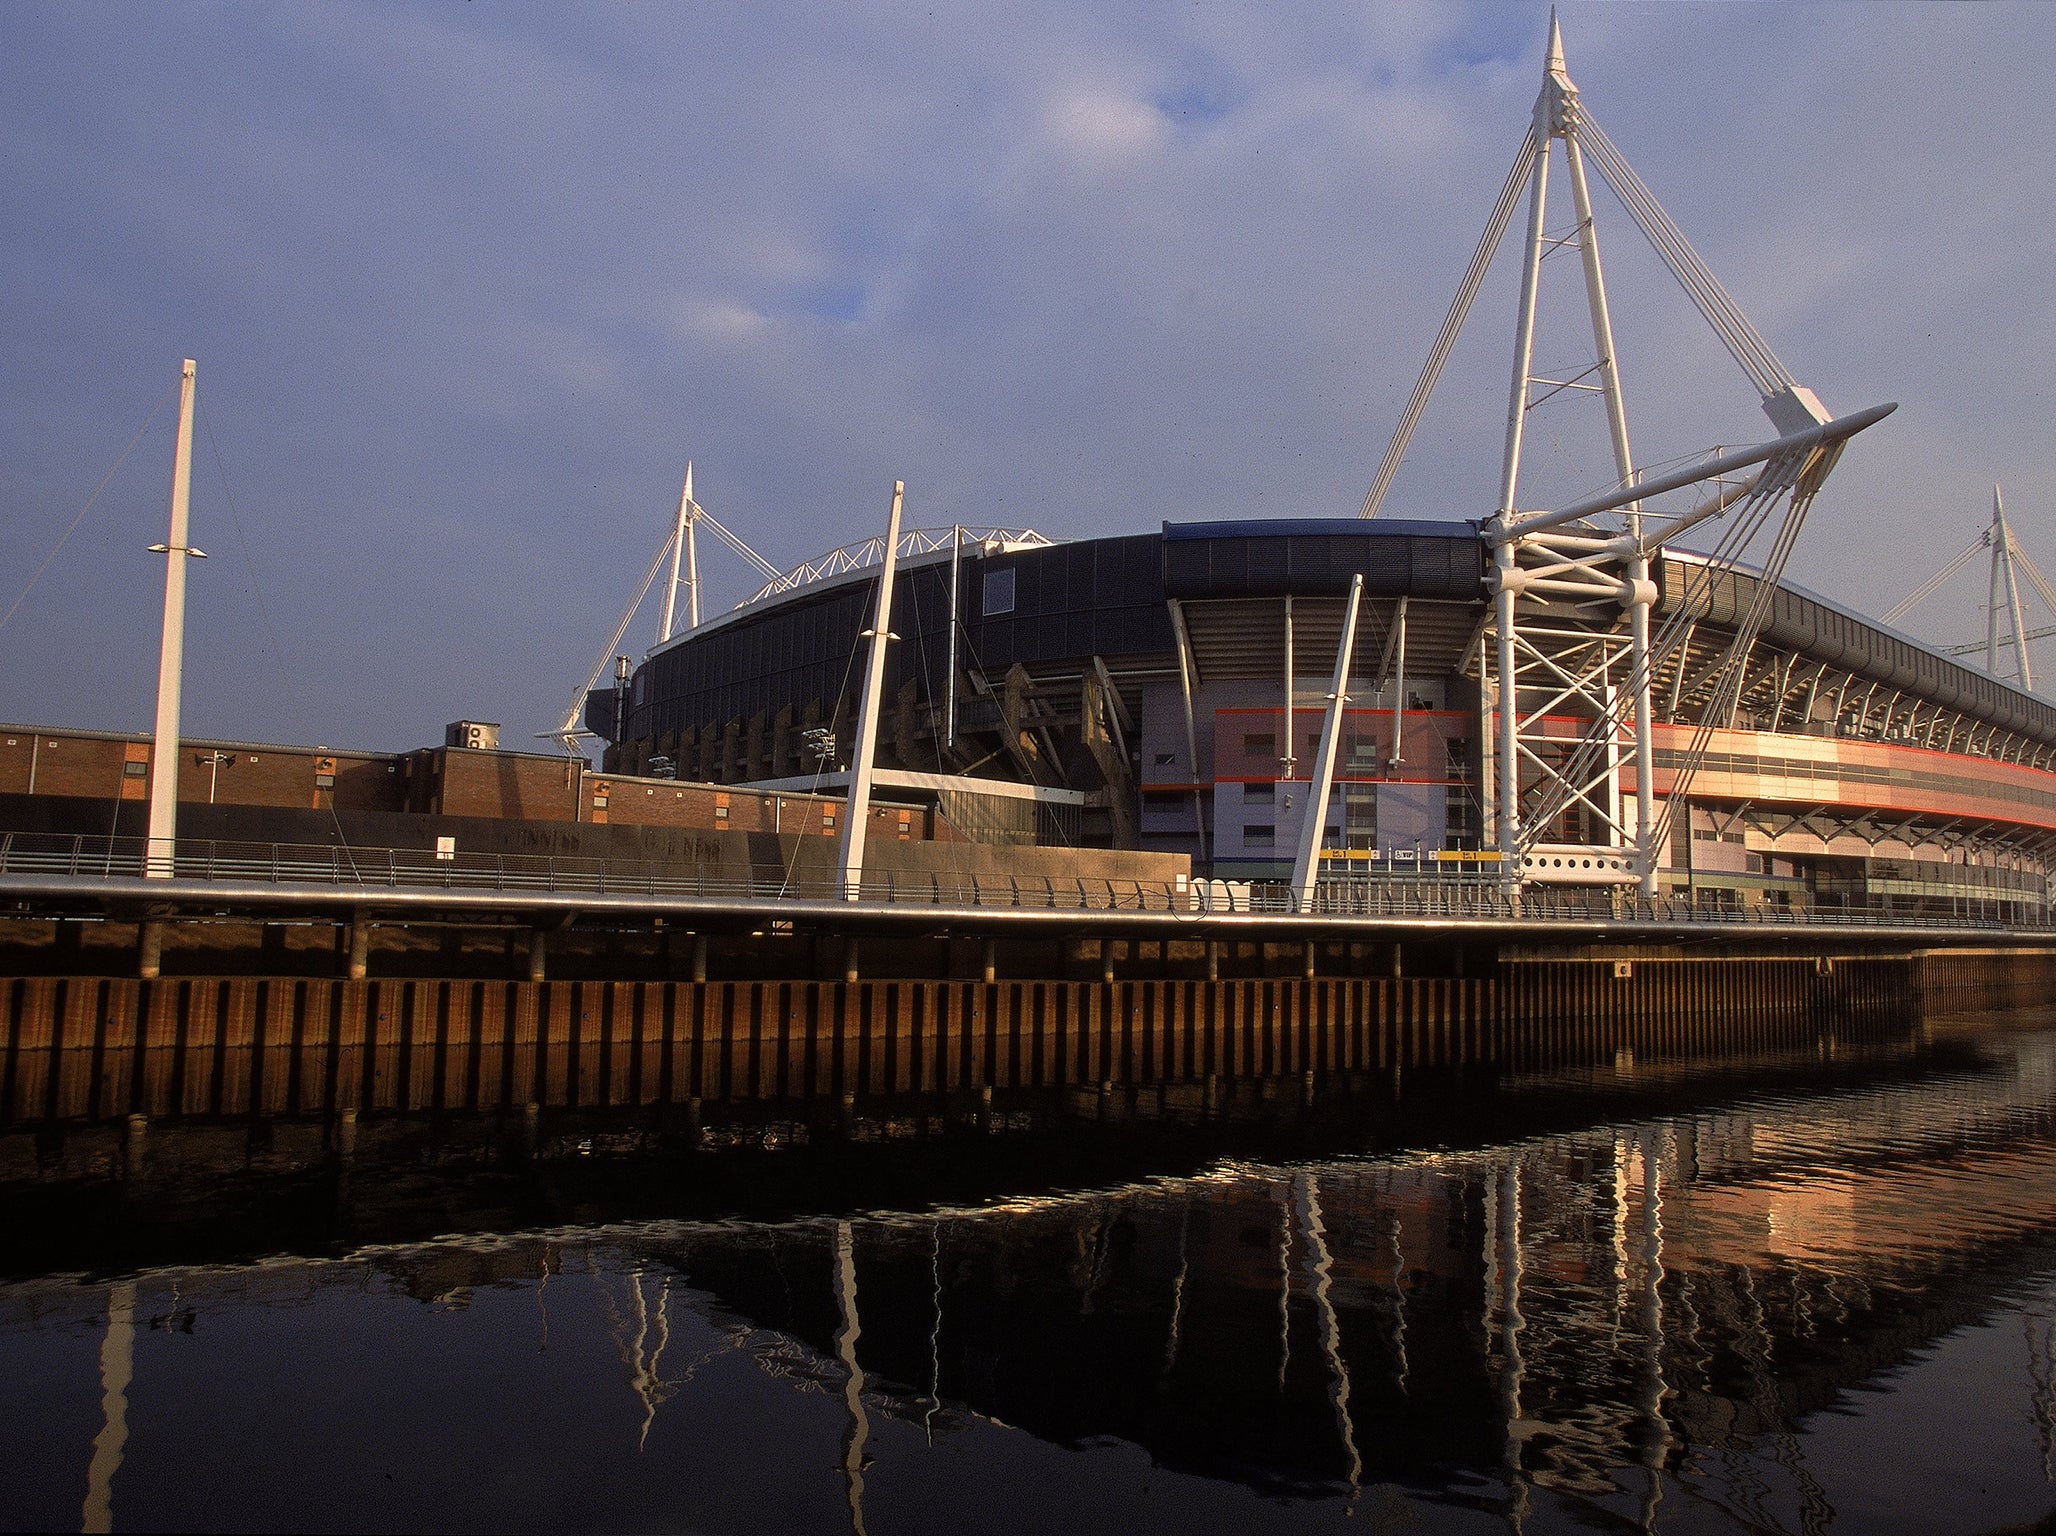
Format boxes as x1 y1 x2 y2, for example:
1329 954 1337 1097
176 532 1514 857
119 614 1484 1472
737 526 1054 610
1363 15 1893 892
549 465 785 753
1897 487 2056 689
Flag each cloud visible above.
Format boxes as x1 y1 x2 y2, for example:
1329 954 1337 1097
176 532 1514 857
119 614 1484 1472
1 1 2052 749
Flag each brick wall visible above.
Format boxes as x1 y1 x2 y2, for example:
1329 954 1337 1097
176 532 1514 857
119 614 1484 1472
0 727 406 811
587 773 954 842
412 748 583 822
0 726 968 845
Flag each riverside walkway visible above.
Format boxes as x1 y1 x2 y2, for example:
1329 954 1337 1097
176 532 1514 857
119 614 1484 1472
1 833 2049 950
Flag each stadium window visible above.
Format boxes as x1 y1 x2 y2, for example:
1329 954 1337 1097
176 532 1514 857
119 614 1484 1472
983 568 1016 616
1242 732 1276 757
1244 824 1276 847
1244 783 1275 805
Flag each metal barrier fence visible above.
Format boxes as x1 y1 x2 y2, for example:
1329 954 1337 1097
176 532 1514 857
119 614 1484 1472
2 831 2051 933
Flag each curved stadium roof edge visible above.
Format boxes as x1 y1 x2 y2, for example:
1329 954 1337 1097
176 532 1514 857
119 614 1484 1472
642 514 2054 744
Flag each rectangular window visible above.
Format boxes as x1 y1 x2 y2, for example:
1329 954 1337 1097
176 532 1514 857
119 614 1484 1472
1244 824 1275 848
1242 732 1275 757
1243 782 1275 806
982 568 1016 616
1343 784 1377 836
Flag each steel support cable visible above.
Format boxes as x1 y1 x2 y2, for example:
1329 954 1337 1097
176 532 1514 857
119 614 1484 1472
1646 481 1821 857
2011 544 2056 619
1578 119 1788 392
1517 471 1789 839
1882 533 1989 624
1517 472 1781 832
0 378 180 637
1359 128 1541 520
560 532 676 738
1577 116 1793 397
1583 134 1786 398
697 506 783 582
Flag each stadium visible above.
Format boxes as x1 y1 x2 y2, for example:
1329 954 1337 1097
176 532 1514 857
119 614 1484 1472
584 31 2056 923
589 514 2056 921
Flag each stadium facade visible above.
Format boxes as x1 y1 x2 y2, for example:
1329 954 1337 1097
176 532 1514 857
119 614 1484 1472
590 516 2056 921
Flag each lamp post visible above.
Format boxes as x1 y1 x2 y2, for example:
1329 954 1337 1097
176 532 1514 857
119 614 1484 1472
144 360 204 878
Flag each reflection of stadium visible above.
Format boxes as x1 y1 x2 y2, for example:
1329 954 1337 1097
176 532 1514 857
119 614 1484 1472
17 1024 2056 1521
594 517 2056 918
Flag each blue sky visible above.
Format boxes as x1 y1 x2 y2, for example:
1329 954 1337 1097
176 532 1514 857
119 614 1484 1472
3 2 2052 750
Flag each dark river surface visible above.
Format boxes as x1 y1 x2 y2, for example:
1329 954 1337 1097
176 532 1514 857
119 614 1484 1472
4 1008 2056 1534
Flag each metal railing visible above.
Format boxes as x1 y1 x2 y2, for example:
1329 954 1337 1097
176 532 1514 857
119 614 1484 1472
2 831 2052 933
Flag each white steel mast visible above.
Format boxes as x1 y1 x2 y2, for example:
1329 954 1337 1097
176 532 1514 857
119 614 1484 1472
144 360 203 879
835 481 906 900
659 462 694 644
1364 11 1890 894
1989 486 2034 692
1290 573 1365 909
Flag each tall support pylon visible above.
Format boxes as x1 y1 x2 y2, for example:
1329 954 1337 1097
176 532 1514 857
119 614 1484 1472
145 360 202 879
1486 16 1658 893
1988 486 2035 692
836 480 906 901
1290 573 1365 910
658 462 697 644
1363 11 1891 894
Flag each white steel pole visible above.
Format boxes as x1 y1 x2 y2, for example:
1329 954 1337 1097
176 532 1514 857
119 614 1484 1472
685 465 702 631
1492 549 1521 890
1281 596 1296 780
945 523 961 751
1290 573 1364 909
659 463 691 644
1386 597 1409 774
1998 487 2034 692
1988 493 2005 677
1498 125 1551 515
144 360 200 879
1488 79 1551 898
1563 94 1658 894
835 481 905 900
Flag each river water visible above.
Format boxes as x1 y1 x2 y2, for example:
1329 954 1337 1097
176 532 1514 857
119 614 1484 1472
4 1009 2055 1534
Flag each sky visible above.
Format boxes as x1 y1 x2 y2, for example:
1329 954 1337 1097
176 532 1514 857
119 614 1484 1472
3 1 2053 753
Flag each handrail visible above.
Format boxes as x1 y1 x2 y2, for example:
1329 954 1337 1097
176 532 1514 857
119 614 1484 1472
0 831 2050 933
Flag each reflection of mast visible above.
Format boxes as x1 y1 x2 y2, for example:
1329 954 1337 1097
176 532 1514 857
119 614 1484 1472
81 1279 135 1535
1277 1180 1295 1393
1162 1199 1190 1379
2028 1302 2056 1482
926 1219 944 1444
1611 1134 1632 1334
1497 1162 1529 1529
1296 1172 1362 1492
635 1274 676 1450
833 1220 870 1536
601 1265 680 1450
1386 1204 1410 1394
1636 1130 1670 1530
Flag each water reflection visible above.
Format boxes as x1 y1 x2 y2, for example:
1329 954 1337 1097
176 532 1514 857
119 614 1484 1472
4 1020 2056 1533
